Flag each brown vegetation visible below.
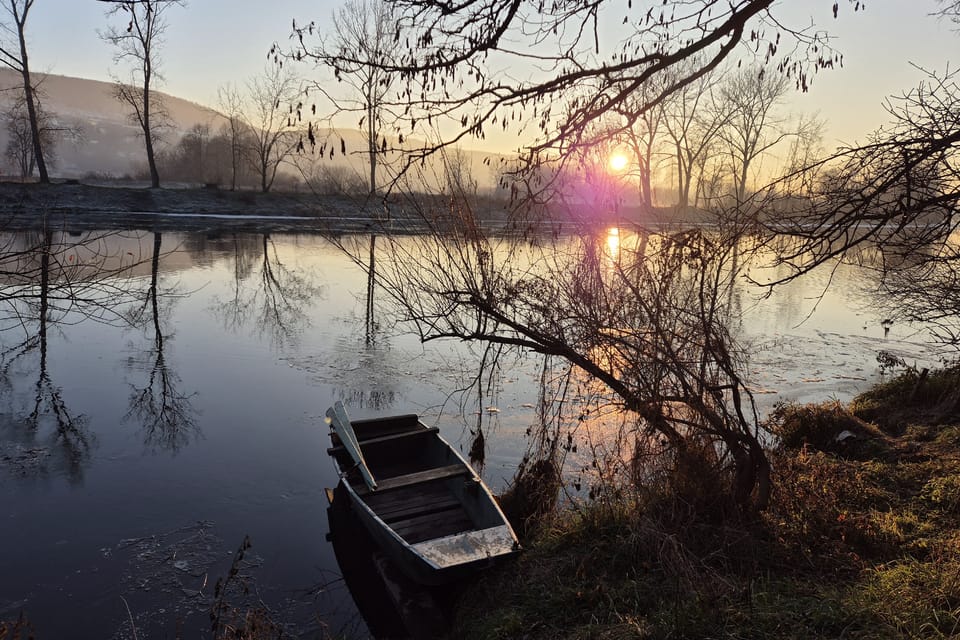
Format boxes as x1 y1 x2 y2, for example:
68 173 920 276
450 367 960 639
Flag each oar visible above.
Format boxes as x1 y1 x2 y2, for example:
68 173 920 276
326 401 378 491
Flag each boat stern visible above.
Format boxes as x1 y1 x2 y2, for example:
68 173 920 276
411 525 519 577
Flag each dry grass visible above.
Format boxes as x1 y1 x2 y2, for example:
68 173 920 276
448 367 960 639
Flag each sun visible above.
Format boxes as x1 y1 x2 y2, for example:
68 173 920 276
608 152 629 172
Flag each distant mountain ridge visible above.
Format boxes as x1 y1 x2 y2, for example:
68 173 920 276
0 69 504 190
0 69 221 179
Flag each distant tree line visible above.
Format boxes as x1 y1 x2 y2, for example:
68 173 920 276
150 118 367 195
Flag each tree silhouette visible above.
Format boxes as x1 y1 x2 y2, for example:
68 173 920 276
297 0 849 195
293 0 396 196
0 229 149 481
372 195 770 508
764 68 960 344
213 233 324 348
242 66 300 193
101 0 184 189
4 89 83 180
0 0 48 182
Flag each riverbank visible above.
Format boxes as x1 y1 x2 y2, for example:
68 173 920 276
0 181 715 235
0 181 398 234
449 365 960 639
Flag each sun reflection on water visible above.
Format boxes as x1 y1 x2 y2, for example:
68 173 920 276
606 226 620 256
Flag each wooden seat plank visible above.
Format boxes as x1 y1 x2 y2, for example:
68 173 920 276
376 492 458 512
327 426 439 455
397 514 475 544
354 464 470 495
365 488 451 513
381 498 462 522
364 483 449 507
391 507 470 532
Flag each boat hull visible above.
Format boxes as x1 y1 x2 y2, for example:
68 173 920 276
327 413 519 585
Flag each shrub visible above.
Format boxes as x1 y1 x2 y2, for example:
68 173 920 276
852 365 960 428
766 401 887 458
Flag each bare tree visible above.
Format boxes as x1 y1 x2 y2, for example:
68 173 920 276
178 122 211 182
314 0 396 196
0 0 48 182
101 0 184 189
4 92 52 179
618 87 664 211
659 64 727 210
4 92 82 179
217 84 248 191
715 68 794 202
767 68 960 294
935 0 960 25
299 0 847 195
242 65 300 193
367 195 770 508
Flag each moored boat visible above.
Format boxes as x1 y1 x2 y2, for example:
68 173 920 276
325 402 519 585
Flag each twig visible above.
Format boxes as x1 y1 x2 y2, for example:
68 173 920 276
120 595 139 640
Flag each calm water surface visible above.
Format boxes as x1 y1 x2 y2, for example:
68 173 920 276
0 228 936 637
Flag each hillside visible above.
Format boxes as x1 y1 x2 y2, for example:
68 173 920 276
0 70 506 191
0 69 221 179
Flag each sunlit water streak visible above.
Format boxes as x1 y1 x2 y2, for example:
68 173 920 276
0 229 939 637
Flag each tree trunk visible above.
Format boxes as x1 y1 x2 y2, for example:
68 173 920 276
142 70 160 188
230 116 240 191
17 23 47 184
367 93 377 196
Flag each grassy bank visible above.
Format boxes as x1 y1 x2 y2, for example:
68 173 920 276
450 366 960 639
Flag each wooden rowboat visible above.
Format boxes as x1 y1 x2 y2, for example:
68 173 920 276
326 402 519 585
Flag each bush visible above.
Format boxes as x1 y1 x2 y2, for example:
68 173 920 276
766 401 887 458
852 365 960 429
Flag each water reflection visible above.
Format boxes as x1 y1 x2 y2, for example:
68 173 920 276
213 233 325 347
0 227 938 637
124 232 199 454
17 231 91 482
0 229 150 480
326 485 454 640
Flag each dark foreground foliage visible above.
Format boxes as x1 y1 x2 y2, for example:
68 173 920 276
449 368 960 639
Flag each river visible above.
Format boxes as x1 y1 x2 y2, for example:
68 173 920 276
0 228 938 638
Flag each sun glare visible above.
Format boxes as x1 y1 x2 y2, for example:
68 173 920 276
607 227 620 255
608 153 629 172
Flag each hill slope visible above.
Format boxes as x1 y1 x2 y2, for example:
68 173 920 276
0 70 506 190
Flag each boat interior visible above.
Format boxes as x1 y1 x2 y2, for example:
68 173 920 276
329 415 505 544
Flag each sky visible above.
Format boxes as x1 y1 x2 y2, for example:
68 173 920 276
21 0 960 153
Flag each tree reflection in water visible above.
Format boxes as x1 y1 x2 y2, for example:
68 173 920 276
0 228 148 481
323 233 400 413
124 232 199 454
213 233 325 348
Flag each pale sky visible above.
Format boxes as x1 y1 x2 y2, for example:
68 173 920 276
22 0 960 152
